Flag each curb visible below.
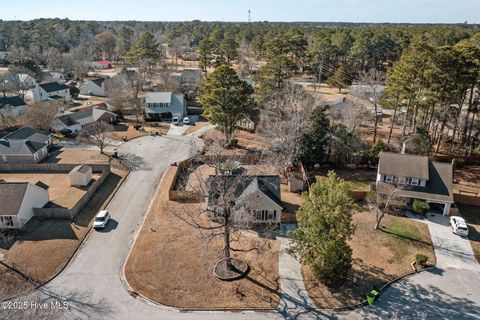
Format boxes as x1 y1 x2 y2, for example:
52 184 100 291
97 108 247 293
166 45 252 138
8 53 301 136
0 159 132 303
330 265 436 312
119 158 277 313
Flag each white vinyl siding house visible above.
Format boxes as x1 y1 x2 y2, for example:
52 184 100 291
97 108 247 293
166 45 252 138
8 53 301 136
0 182 50 229
79 79 107 97
0 96 28 118
32 82 71 103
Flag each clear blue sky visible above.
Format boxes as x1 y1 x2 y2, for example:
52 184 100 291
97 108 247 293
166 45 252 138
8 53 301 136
1 0 479 23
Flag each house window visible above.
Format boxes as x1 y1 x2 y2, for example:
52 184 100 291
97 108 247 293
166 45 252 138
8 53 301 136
0 216 14 227
256 211 262 220
273 210 277 220
411 178 419 186
33 152 39 161
385 175 394 183
399 177 406 184
268 212 273 220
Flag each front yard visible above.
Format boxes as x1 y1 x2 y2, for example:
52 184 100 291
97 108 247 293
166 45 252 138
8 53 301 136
302 210 435 309
125 167 280 309
0 167 127 300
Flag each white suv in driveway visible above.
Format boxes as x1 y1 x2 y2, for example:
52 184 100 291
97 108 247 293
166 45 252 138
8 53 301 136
450 216 469 236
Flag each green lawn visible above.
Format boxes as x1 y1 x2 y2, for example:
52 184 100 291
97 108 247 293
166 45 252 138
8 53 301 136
384 221 425 264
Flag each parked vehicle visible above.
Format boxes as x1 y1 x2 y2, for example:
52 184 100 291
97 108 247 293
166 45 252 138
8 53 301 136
183 117 190 124
172 117 180 125
450 216 469 236
94 210 110 229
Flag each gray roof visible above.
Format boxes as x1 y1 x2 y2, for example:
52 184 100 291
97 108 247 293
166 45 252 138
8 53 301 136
0 182 28 216
145 92 173 104
57 108 116 127
0 140 46 155
91 78 106 87
378 152 430 181
71 164 92 175
181 68 201 83
377 160 453 203
207 175 282 208
39 81 69 93
0 96 27 108
2 127 51 144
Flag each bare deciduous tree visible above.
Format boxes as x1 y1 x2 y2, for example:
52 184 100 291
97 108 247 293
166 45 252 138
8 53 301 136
21 101 59 131
79 122 113 154
367 181 405 229
359 69 386 144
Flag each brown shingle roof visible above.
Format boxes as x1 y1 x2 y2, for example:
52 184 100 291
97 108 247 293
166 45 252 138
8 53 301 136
377 161 453 203
378 152 429 181
0 182 28 216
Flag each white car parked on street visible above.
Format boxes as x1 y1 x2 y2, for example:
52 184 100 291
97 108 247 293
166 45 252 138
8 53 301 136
94 210 110 229
183 117 190 125
450 216 469 236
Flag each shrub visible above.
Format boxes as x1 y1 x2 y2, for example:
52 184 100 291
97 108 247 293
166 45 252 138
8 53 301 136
412 200 430 215
415 253 429 265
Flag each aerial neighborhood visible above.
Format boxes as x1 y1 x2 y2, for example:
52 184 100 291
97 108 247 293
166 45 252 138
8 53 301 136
0 3 479 320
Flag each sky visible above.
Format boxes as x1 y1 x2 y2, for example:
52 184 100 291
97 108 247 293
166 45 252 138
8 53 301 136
1 0 479 24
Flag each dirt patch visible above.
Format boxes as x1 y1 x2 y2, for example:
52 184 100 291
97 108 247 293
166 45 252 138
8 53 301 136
303 210 435 309
125 167 280 309
459 205 480 263
0 173 101 209
107 124 148 141
0 168 127 300
454 166 480 195
280 183 303 223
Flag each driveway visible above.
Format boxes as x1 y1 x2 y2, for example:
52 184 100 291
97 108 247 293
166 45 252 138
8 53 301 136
8 137 480 319
426 213 479 271
167 123 191 136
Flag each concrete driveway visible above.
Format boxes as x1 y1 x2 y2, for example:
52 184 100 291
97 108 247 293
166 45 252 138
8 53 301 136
426 213 479 271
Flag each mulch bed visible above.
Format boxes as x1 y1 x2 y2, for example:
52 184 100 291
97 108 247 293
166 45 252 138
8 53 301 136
214 258 249 281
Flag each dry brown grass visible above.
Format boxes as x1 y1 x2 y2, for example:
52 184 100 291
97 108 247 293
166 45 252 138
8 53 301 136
44 148 110 165
454 166 480 195
303 210 435 309
458 205 480 263
280 183 303 224
0 173 101 208
125 167 280 309
0 168 127 300
107 124 148 141
183 119 211 136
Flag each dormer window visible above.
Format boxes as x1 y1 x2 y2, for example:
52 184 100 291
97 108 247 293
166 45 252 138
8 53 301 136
385 175 394 183
411 178 419 186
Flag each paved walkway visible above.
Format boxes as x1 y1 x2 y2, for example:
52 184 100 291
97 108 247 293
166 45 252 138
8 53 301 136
278 237 316 316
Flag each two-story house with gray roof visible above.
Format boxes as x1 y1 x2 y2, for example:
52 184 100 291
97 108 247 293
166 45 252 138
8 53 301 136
376 152 454 216
32 81 71 103
145 92 187 120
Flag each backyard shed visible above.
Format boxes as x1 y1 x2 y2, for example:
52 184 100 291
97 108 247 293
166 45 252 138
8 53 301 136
69 165 93 187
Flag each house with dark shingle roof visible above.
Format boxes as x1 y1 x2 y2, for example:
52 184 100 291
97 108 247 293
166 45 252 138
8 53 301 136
376 152 454 216
51 107 117 133
0 96 28 117
0 181 50 229
79 78 107 97
206 175 282 224
0 127 52 163
32 81 71 103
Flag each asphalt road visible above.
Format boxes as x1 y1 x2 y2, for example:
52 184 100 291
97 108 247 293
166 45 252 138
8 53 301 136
8 134 480 320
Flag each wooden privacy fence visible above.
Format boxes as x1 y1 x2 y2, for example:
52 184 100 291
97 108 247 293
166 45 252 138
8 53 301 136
454 193 480 206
